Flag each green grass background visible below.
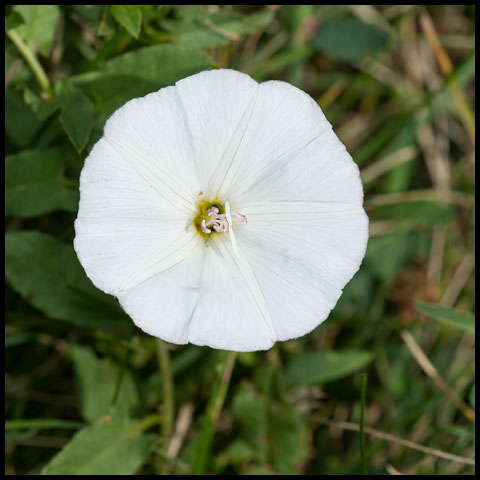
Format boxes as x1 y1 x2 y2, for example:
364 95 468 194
5 5 475 475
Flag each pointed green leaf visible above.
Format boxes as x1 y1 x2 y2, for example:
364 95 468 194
22 86 58 121
111 5 142 38
5 88 42 147
415 301 475 333
40 415 155 475
55 81 95 152
13 5 60 57
71 344 139 423
5 11 25 31
284 350 373 385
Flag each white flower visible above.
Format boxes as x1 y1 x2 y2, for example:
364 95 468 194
74 69 369 352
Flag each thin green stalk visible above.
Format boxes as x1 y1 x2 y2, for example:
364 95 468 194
5 419 84 430
156 339 175 440
155 339 175 475
360 373 368 475
111 348 129 407
192 351 236 475
6 29 52 94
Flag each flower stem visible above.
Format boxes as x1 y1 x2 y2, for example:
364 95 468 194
110 347 129 407
6 29 52 94
192 351 236 475
360 373 368 475
156 339 175 440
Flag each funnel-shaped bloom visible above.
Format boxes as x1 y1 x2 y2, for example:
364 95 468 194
74 69 368 351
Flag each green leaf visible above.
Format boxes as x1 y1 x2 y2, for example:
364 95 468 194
22 86 58 121
210 10 273 35
160 18 229 48
5 11 25 31
313 17 389 62
111 5 142 39
268 404 308 474
71 44 212 118
232 384 308 474
415 301 475 333
161 10 273 48
5 148 78 217
71 344 139 423
5 88 42 148
284 350 373 385
365 233 409 282
55 81 96 152
77 44 212 84
218 439 258 470
373 201 453 226
70 5 104 24
5 231 132 335
13 5 60 57
40 414 155 475
5 332 33 347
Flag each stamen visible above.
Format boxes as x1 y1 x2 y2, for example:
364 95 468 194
199 201 248 257
201 219 211 234
231 213 248 224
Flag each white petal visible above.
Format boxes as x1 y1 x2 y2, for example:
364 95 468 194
103 86 202 212
116 242 205 345
235 200 366 224
235 204 369 340
118 236 275 351
225 79 364 206
74 138 198 296
173 69 260 195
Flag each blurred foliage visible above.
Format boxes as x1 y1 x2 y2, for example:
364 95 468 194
5 4 475 475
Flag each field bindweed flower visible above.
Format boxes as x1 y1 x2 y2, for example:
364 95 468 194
74 69 369 352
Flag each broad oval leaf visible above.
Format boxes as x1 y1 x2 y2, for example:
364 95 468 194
5 231 132 335
313 17 389 63
5 148 78 217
